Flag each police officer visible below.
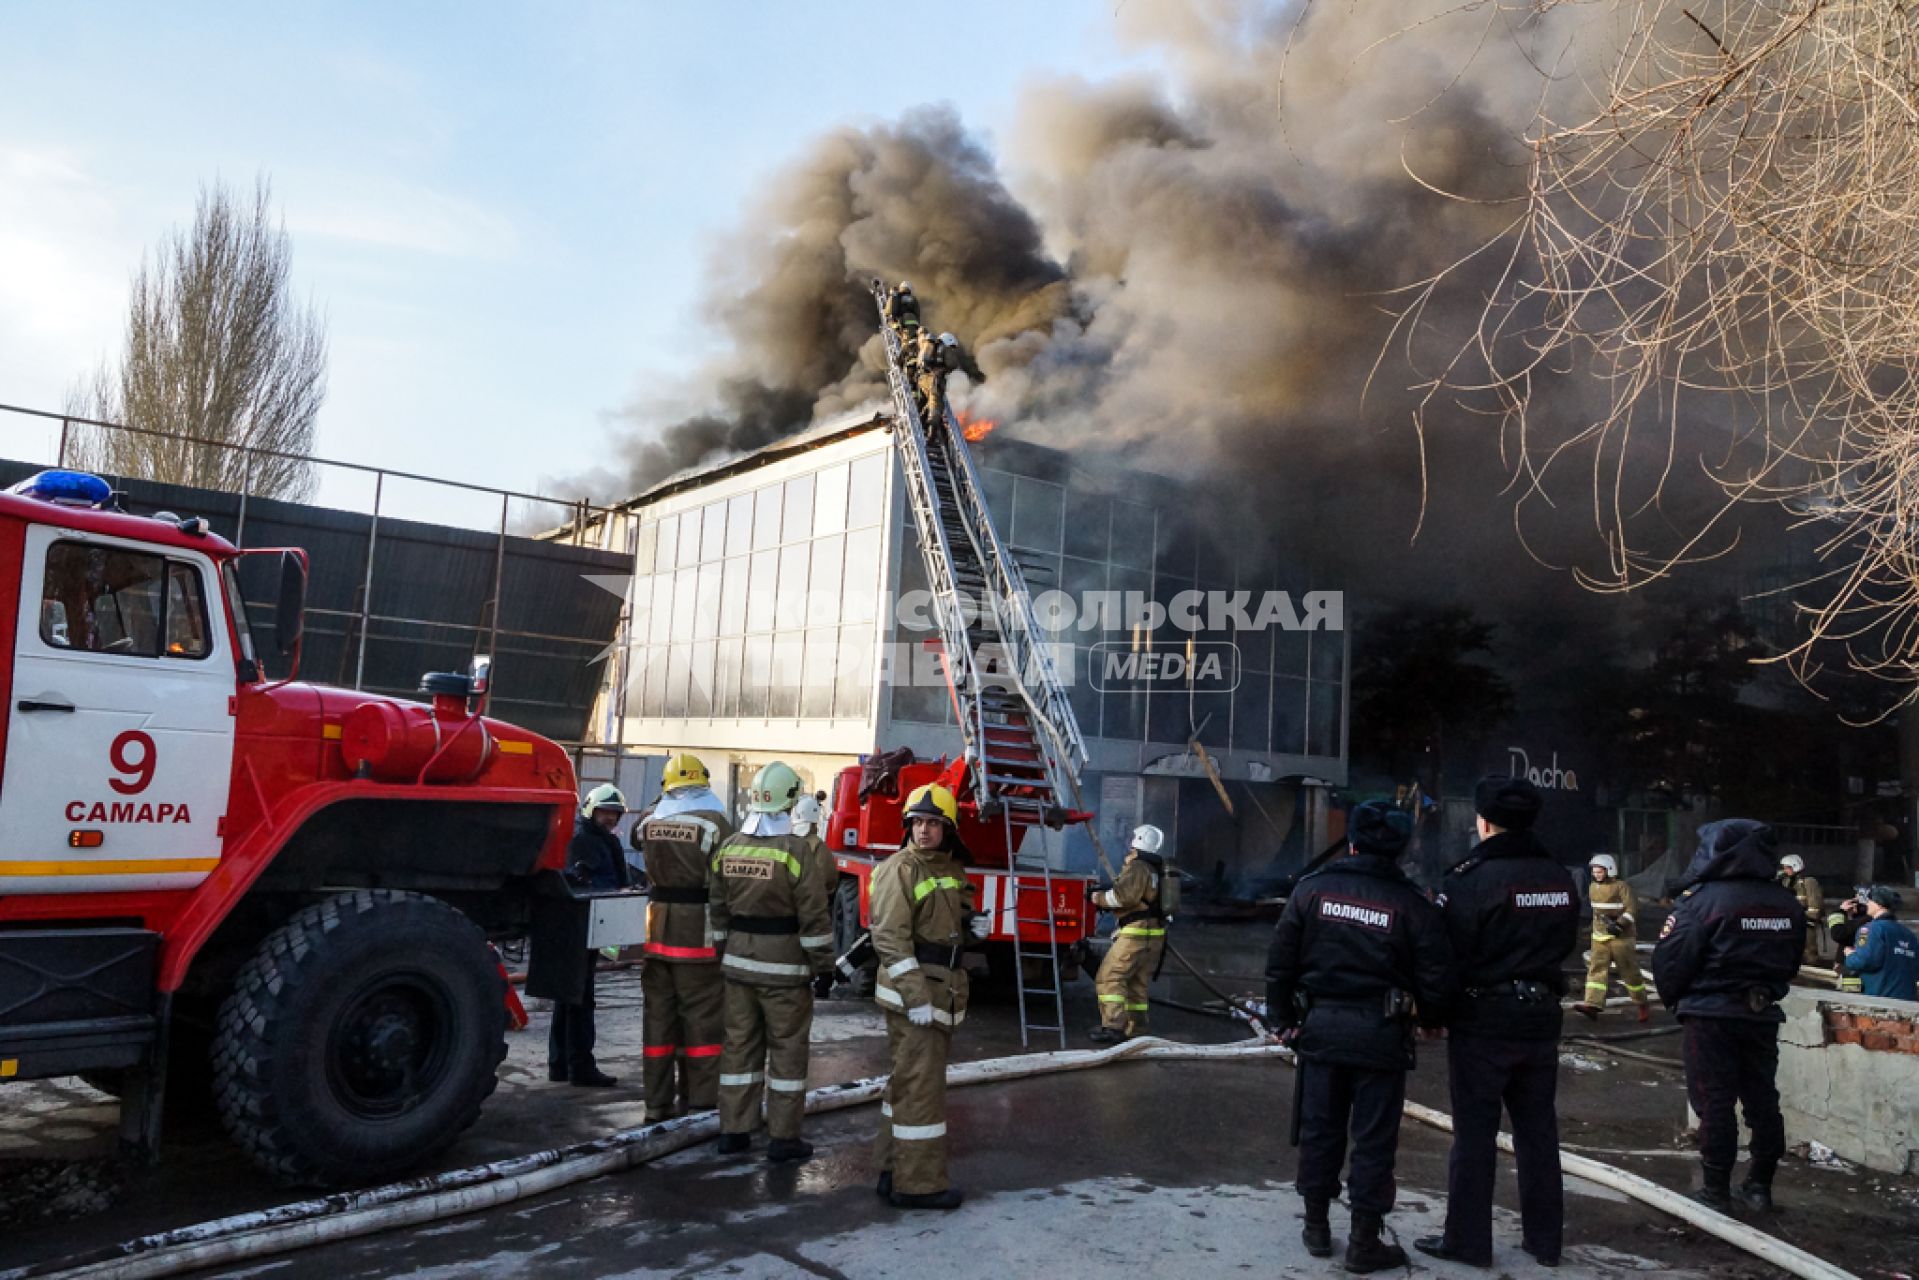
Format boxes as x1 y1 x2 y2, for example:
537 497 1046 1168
548 783 631 1089
632 753 734 1123
1778 853 1825 964
1840 886 1919 1001
1416 776 1578 1270
1653 819 1805 1211
709 762 836 1161
1266 801 1453 1272
1089 824 1170 1043
871 784 989 1210
1575 853 1651 1023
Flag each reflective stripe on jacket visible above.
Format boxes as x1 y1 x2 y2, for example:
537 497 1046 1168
1589 878 1636 941
871 843 973 1025
708 831 835 987
639 806 733 961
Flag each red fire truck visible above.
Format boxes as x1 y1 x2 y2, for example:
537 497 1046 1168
0 469 604 1186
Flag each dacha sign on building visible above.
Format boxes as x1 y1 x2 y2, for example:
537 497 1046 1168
1507 746 1578 792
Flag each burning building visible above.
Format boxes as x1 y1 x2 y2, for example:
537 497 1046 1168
571 407 1348 892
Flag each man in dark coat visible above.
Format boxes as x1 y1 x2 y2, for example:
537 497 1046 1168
1267 801 1455 1273
1654 819 1805 1211
1416 776 1579 1269
548 783 632 1088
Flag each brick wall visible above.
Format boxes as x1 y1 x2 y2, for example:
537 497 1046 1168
1821 1008 1919 1054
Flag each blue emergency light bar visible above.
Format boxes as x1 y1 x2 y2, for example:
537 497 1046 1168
8 469 113 507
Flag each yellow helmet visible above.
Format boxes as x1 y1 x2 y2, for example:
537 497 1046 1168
903 783 958 826
661 752 710 791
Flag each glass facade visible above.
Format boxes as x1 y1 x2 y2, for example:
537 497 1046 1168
623 449 889 722
889 459 1346 762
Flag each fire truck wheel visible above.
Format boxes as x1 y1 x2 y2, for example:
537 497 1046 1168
212 889 507 1187
831 877 874 996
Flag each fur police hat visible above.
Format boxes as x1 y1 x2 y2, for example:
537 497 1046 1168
1348 801 1413 856
1475 775 1542 831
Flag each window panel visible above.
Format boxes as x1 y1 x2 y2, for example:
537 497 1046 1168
1155 516 1197 579
980 468 1014 530
1110 501 1154 570
813 463 849 537
842 527 882 624
846 452 887 528
664 644 690 718
769 634 803 719
1193 690 1231 749
164 563 211 658
676 509 700 568
1233 673 1271 754
629 573 652 644
648 573 673 645
725 493 753 558
1012 476 1064 554
781 473 815 544
671 567 697 642
1271 676 1308 754
1064 489 1110 562
747 550 778 633
801 628 837 718
1147 688 1191 746
1065 646 1101 739
694 563 723 640
1307 679 1343 758
808 534 844 627
836 624 874 720
740 636 773 717
1309 630 1345 683
700 501 727 563
635 521 658 574
654 515 678 573
719 557 747 637
641 646 667 718
1102 688 1145 742
687 641 715 718
1273 626 1309 677
777 543 809 631
752 485 782 551
713 637 742 719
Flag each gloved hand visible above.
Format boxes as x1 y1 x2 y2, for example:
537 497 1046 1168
1619 913 1633 928
813 973 835 998
907 1003 937 1027
968 912 991 939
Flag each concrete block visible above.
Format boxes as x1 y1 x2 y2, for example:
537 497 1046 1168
1778 988 1919 1174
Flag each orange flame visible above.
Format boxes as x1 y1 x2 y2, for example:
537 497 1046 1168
959 412 997 443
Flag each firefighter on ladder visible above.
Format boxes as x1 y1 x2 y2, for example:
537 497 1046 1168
871 783 990 1211
631 752 734 1123
885 280 921 350
1575 854 1651 1023
1089 824 1169 1043
915 331 962 427
709 762 836 1162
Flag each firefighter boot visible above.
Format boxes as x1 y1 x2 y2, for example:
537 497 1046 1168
1301 1196 1334 1258
716 1132 751 1155
767 1137 813 1164
1738 1162 1777 1212
1637 1003 1652 1025
875 1171 893 1199
1693 1164 1734 1210
1344 1210 1407 1274
890 1186 964 1211
1088 1026 1126 1044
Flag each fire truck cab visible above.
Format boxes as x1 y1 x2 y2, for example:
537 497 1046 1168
0 470 603 1186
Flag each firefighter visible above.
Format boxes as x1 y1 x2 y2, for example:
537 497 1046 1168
1840 886 1919 1001
1778 854 1825 964
1829 892 1871 992
548 783 630 1089
1415 776 1579 1269
1089 824 1169 1042
1266 801 1454 1272
1653 819 1805 1211
885 280 921 346
871 783 990 1211
631 753 733 1123
709 761 836 1161
1574 853 1650 1023
791 794 842 999
914 331 961 427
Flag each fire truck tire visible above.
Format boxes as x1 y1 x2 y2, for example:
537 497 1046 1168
212 889 507 1187
831 877 875 996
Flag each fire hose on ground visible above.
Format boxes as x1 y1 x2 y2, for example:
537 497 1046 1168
1 1034 1857 1280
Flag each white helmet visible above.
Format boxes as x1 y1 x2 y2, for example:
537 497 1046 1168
1131 824 1165 855
1589 854 1617 876
792 795 823 832
939 332 959 349
1779 853 1805 874
897 280 912 293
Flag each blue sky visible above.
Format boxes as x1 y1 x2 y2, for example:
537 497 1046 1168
0 2 1156 525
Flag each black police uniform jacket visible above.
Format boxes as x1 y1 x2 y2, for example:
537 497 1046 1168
1439 830 1580 1040
1653 820 1804 1021
1265 853 1455 1071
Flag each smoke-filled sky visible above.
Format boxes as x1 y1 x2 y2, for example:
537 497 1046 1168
583 0 1753 617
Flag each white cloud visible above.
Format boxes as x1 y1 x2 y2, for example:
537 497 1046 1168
286 177 517 259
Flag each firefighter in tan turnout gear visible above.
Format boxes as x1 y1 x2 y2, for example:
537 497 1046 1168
631 752 734 1123
871 783 987 1211
1574 854 1651 1023
1089 824 1171 1042
1778 854 1825 964
709 761 835 1162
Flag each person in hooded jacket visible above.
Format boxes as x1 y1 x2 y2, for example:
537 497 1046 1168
1415 776 1579 1270
1266 800 1454 1273
1653 819 1805 1212
1840 886 1919 1001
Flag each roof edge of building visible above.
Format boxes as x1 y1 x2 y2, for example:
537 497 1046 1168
622 408 890 512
